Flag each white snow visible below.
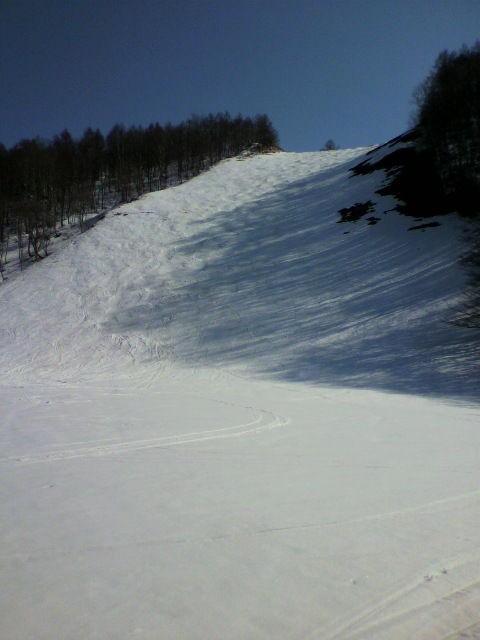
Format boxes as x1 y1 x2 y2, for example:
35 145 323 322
1 147 479 640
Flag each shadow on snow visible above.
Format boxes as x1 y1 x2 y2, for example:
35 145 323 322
106 159 480 402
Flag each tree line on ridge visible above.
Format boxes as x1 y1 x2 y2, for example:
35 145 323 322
0 113 279 273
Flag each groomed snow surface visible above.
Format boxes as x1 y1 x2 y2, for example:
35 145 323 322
1 148 479 639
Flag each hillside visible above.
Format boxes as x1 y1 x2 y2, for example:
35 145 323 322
1 142 477 397
1 143 480 640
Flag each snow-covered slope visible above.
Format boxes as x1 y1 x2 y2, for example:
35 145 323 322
1 147 479 640
0 146 477 396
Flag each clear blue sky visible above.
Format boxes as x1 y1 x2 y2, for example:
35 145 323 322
1 0 479 151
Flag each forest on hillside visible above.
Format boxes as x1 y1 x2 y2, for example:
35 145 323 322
0 113 278 273
412 41 480 217
412 41 480 327
339 42 480 327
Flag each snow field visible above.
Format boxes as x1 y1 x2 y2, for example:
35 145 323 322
1 147 479 639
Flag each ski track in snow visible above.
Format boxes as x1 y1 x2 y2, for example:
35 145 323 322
317 576 480 640
1 407 288 465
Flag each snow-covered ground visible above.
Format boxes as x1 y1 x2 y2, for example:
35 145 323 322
1 147 479 639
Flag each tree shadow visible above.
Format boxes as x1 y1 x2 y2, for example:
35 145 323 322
451 223 480 329
104 157 480 402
